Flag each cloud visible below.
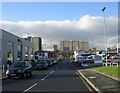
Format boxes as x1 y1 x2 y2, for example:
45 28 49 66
1 15 118 50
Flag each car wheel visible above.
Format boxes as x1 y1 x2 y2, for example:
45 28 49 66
30 71 32 77
7 76 11 79
22 73 27 79
46 67 48 70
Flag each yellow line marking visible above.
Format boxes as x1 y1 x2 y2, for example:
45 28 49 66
76 72 92 92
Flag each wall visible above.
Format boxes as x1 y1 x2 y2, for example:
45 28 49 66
2 30 34 66
0 29 2 68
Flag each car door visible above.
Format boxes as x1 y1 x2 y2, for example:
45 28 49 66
25 62 31 74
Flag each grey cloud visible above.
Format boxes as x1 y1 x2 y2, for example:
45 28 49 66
1 15 118 50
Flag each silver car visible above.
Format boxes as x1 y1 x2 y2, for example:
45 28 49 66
77 56 84 65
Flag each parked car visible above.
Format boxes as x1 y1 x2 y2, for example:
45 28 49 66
46 59 53 66
84 56 94 63
77 56 84 65
35 61 48 70
52 59 58 64
102 58 112 63
6 61 32 79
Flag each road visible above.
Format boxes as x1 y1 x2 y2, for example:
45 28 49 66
2 60 96 93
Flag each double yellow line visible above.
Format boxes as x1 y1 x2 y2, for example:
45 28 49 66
76 71 93 92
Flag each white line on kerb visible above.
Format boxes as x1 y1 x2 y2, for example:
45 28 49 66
23 83 37 93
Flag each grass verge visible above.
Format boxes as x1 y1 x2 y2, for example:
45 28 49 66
92 66 120 79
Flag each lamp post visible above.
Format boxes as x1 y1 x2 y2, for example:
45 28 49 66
102 7 107 63
42 44 46 56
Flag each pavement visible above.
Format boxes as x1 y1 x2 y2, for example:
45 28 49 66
72 62 120 93
0 69 8 80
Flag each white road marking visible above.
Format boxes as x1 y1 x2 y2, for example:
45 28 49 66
55 67 58 70
89 76 96 79
41 67 58 81
77 70 101 92
50 70 54 74
23 83 37 93
41 74 49 81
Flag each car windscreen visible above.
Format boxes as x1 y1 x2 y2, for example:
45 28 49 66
88 56 92 59
10 62 25 68
78 58 83 59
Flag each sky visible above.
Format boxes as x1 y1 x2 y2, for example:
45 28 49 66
0 2 118 50
1 2 118 21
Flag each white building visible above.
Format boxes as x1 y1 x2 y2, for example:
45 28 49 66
60 40 89 52
1 29 34 67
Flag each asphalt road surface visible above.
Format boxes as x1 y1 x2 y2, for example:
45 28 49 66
2 60 96 93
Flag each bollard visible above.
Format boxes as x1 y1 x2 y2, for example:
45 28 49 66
7 64 9 69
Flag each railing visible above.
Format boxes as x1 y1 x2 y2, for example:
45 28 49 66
103 59 120 66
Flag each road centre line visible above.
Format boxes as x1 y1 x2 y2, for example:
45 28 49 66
23 67 58 92
23 83 37 93
50 70 54 74
55 67 58 70
41 67 58 81
41 74 49 81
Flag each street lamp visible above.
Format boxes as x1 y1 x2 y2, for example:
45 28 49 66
42 44 46 50
102 7 107 63
42 44 46 56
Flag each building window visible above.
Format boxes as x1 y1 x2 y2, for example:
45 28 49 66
25 47 29 60
17 44 22 61
7 42 14 65
31 48 34 59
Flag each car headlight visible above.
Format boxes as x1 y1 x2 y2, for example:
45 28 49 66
6 70 9 75
18 70 22 73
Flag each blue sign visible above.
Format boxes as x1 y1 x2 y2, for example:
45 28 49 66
118 48 120 51
38 56 49 60
101 51 106 55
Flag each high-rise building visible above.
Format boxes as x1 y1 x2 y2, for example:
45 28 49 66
82 41 89 51
53 45 57 51
60 40 89 52
32 37 42 52
60 41 70 52
72 41 79 51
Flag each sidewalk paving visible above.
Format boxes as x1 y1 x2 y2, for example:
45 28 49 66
0 69 7 80
78 69 120 92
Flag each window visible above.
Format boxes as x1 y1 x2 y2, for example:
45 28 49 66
7 42 14 64
17 44 22 61
25 47 29 60
31 48 34 59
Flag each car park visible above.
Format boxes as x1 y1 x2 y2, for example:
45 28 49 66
35 61 48 70
6 61 32 79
